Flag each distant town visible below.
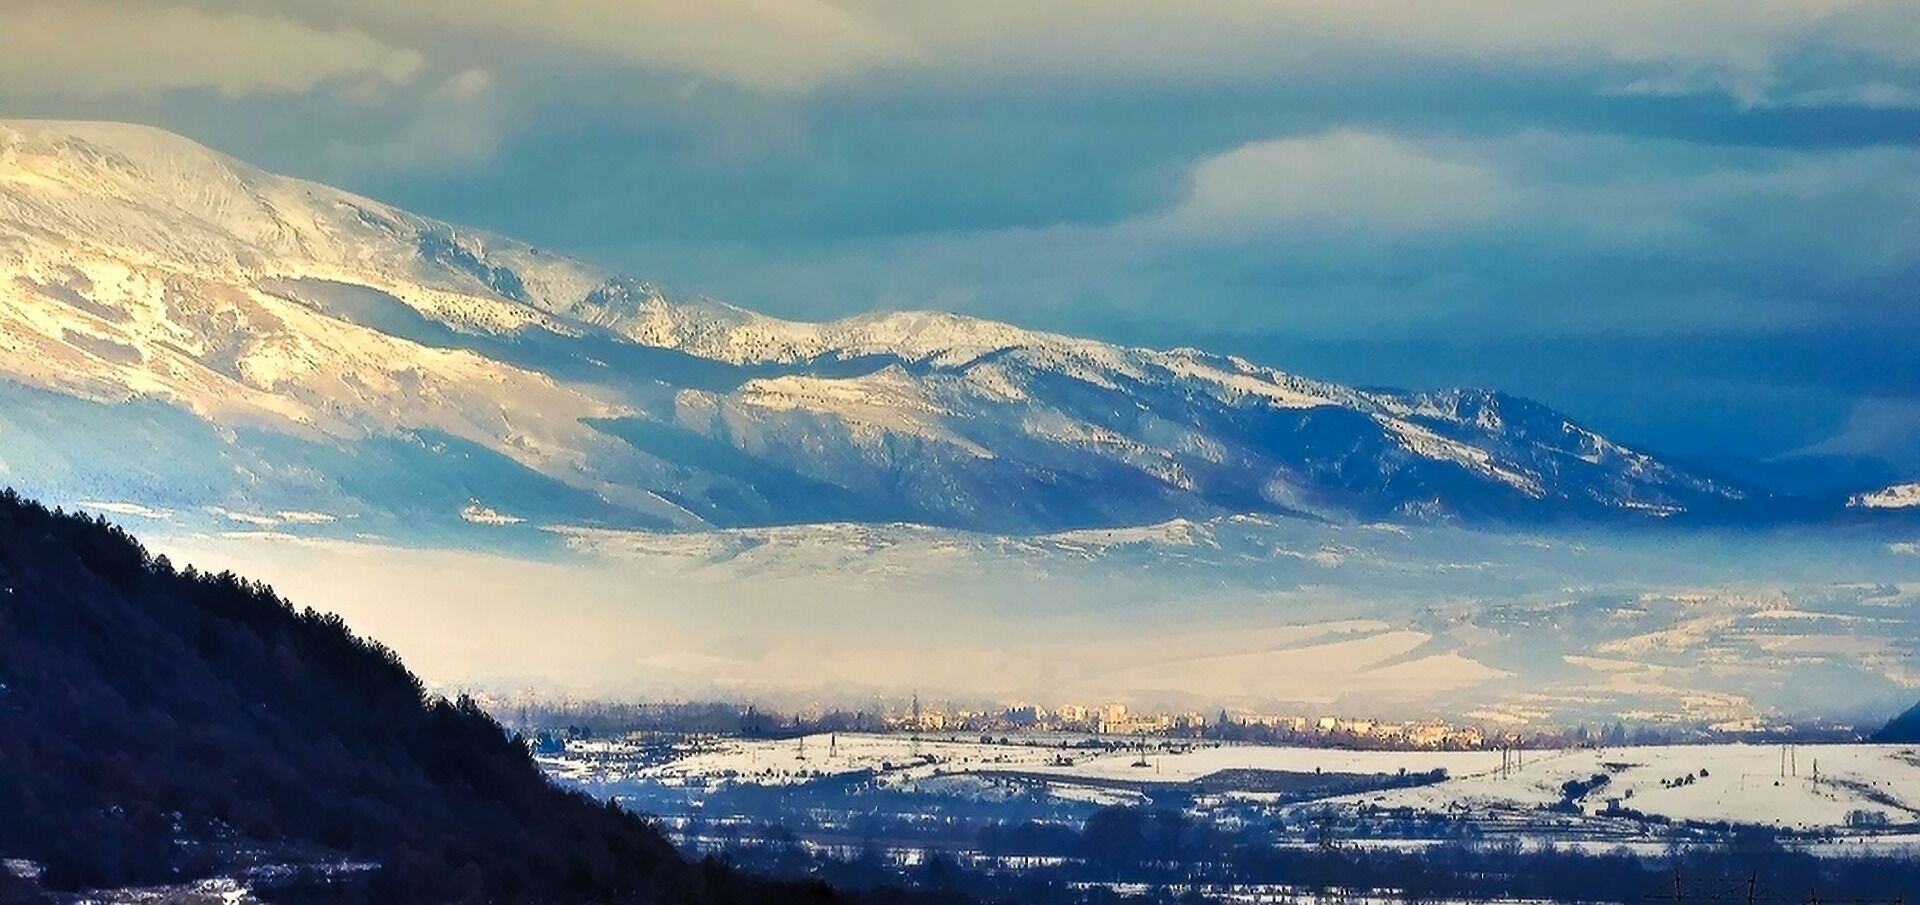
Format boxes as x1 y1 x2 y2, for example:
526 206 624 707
892 699 1497 748
483 694 1861 751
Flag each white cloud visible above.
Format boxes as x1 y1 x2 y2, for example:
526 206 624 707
1144 129 1920 279
663 127 1920 344
0 1 424 99
1152 131 1521 238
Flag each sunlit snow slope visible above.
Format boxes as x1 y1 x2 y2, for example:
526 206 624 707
0 121 1768 537
1853 483 1920 510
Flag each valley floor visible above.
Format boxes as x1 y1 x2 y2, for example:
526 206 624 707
542 732 1920 848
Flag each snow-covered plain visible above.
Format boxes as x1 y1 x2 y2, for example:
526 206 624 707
552 733 1920 835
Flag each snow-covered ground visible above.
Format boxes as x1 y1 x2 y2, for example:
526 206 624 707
563 733 1920 835
1336 743 1920 830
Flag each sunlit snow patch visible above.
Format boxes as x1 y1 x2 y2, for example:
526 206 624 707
460 502 525 526
1852 482 1920 509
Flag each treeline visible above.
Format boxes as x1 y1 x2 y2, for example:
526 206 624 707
0 489 957 905
504 701 895 740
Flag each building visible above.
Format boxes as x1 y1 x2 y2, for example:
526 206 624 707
1101 713 1173 735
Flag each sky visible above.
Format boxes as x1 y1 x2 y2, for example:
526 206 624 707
4 1 1919 472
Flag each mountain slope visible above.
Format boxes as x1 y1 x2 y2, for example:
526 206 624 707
0 487 913 903
1851 482 1920 510
1874 700 1920 742
0 120 1755 534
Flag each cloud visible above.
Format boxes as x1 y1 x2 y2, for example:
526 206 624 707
631 128 1920 346
855 1 1920 107
9 1 1914 109
1151 131 1522 238
1777 81 1920 109
314 0 914 94
0 1 424 99
1136 129 1920 304
257 0 1920 105
1278 0 1920 107
325 69 503 171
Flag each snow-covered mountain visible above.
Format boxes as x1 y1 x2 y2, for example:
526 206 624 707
0 120 1767 536
1851 482 1920 510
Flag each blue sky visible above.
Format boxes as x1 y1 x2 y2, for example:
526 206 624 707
5 1 1919 472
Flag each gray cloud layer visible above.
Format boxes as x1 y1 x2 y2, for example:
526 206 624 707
2 2 422 98
16 2 1920 105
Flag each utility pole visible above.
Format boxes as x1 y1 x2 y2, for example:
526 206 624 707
1646 869 1902 905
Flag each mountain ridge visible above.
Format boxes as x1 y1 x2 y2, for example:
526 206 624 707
0 119 1843 537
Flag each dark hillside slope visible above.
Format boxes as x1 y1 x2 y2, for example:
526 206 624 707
0 488 897 904
1875 701 1920 742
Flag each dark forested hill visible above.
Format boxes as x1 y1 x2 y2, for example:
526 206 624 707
1874 701 1920 742
0 488 925 904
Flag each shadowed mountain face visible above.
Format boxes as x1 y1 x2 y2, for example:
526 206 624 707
0 120 1784 539
0 487 927 904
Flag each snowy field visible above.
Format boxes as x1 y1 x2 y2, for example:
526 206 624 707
549 733 1920 836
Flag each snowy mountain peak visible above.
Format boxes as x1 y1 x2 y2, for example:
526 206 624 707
1851 482 1920 510
0 120 1761 534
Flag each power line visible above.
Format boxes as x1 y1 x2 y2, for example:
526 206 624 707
1645 871 1903 905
